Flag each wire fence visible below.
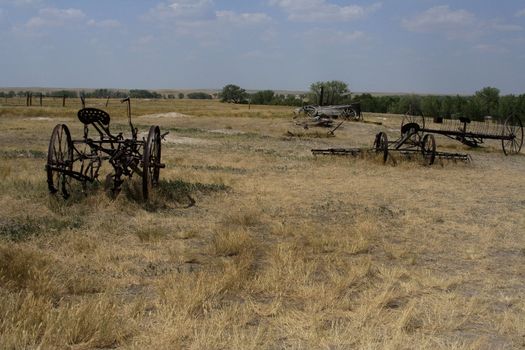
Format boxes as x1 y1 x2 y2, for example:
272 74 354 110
0 95 71 107
0 95 127 109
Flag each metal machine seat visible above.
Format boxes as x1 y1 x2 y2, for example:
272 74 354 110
78 108 110 126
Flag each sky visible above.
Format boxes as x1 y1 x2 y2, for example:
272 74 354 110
0 0 524 94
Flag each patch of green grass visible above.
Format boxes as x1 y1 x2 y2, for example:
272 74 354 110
121 179 229 211
189 164 248 174
0 150 46 159
0 215 84 241
157 179 230 197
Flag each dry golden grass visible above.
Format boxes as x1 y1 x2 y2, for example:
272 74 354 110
0 99 524 349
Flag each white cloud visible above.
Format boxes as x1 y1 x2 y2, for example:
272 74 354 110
490 23 522 32
147 0 215 21
473 43 507 54
516 9 525 17
0 0 42 6
147 1 271 26
25 8 85 29
304 28 365 45
216 10 271 25
402 6 475 33
87 19 121 29
270 0 381 22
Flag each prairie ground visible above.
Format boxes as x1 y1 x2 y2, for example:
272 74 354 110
0 99 524 349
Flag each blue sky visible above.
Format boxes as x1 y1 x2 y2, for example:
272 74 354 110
0 0 524 94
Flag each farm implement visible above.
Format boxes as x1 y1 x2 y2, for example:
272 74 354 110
312 112 523 165
312 130 471 166
400 113 523 155
45 98 166 200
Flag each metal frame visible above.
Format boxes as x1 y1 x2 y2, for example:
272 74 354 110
45 98 165 200
401 113 524 155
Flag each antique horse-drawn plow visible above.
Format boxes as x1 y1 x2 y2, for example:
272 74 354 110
46 98 165 200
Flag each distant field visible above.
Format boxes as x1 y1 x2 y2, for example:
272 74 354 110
0 99 523 349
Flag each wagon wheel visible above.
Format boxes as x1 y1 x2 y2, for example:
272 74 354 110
142 126 162 200
46 124 73 199
374 132 389 163
421 134 436 166
401 110 425 133
501 114 524 155
341 108 358 121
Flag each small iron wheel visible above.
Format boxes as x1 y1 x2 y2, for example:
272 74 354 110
374 132 389 163
142 125 162 200
46 124 73 199
501 114 523 155
421 134 436 166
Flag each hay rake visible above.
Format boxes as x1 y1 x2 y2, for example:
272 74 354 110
401 113 523 155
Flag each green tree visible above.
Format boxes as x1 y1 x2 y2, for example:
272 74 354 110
309 80 350 105
178 93 185 99
220 84 247 103
421 96 440 117
498 95 516 118
475 86 500 116
250 90 275 105
187 92 212 99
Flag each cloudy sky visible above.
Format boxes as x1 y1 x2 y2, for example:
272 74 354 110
0 0 524 94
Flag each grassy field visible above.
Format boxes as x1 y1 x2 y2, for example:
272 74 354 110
0 99 524 349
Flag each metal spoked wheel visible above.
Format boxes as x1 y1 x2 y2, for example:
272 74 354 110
142 125 162 200
374 132 389 163
341 108 358 121
401 111 425 132
46 124 73 199
501 114 524 155
421 134 436 166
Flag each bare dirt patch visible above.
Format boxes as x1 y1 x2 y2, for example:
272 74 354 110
140 111 190 119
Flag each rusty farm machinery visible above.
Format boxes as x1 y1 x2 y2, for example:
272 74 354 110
45 98 166 200
312 112 523 165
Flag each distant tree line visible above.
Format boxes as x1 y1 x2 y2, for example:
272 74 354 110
220 83 525 121
220 84 304 106
354 87 525 121
0 89 165 99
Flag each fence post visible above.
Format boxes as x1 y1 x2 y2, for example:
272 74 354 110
63 95 66 107
40 93 43 107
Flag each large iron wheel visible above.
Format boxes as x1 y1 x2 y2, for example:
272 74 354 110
502 114 523 155
421 134 436 165
374 132 389 163
46 124 73 199
401 111 425 132
142 125 162 200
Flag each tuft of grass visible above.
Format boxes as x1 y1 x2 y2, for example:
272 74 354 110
135 226 170 242
220 207 263 228
211 228 255 257
0 292 136 349
0 244 62 297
